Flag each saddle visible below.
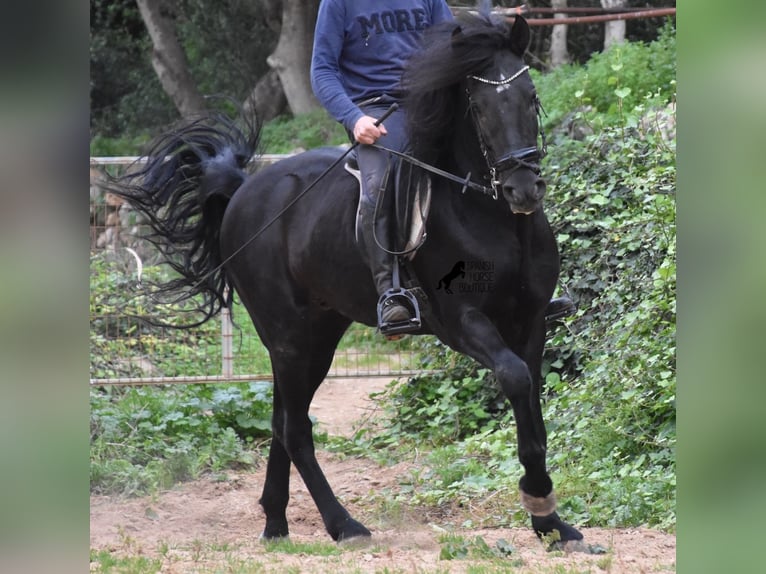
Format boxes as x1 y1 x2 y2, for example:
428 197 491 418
345 157 432 261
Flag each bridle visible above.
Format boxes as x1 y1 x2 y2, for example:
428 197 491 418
371 63 547 201
466 64 548 197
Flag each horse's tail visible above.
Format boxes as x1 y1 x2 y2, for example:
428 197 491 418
111 110 260 327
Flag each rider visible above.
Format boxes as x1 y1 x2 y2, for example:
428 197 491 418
310 1 575 332
310 0 454 334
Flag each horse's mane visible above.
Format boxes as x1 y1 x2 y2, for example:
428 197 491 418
402 6 514 161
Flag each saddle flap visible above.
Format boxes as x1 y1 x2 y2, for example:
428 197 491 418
403 173 431 260
347 157 431 259
345 158 365 244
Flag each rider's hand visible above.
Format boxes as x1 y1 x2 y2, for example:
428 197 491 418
353 115 387 145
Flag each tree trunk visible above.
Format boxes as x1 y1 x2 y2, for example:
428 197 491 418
135 0 206 117
601 0 627 51
267 0 320 115
243 69 288 123
257 0 283 34
549 0 569 68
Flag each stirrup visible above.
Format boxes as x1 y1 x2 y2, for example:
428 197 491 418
377 288 421 339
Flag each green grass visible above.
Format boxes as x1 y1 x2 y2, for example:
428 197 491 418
89 549 162 574
262 538 343 557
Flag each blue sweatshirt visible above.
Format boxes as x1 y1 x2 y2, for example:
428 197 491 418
310 0 454 133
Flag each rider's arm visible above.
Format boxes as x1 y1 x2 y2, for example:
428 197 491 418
310 0 364 134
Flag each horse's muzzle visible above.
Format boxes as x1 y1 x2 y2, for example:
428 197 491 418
503 173 546 215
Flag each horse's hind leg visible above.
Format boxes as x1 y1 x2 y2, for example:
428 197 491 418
258 384 292 539
259 311 371 542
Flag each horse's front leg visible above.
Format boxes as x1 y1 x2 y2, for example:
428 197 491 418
455 308 583 546
518 313 584 547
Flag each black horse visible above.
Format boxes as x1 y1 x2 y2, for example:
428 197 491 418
115 10 583 547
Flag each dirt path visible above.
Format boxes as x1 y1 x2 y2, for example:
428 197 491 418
90 377 676 572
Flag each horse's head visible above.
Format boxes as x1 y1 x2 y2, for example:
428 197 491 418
403 11 547 215
459 16 546 214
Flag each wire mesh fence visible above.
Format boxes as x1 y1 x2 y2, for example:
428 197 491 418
89 157 425 387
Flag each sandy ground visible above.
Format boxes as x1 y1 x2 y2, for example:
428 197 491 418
90 377 676 573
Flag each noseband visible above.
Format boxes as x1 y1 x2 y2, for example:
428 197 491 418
466 65 548 196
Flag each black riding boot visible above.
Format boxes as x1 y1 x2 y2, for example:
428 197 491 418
357 196 413 328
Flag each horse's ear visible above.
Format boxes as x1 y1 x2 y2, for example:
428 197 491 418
451 24 463 42
509 16 530 56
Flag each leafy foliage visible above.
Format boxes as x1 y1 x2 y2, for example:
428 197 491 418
90 0 176 138
532 21 676 130
438 533 501 561
364 346 502 449
90 382 272 496
90 254 273 495
89 252 411 495
90 0 276 140
541 109 676 528
259 109 348 154
90 253 226 379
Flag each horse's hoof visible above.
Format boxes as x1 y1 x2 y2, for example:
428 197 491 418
334 517 372 542
545 296 576 323
531 511 583 551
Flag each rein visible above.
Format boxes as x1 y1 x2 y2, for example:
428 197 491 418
371 143 498 199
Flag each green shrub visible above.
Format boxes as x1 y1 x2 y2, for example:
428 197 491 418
371 361 502 447
89 254 273 496
258 109 348 153
89 253 412 494
89 254 225 379
532 21 676 130
90 382 271 496
90 133 153 157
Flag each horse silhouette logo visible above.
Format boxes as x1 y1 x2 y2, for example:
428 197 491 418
436 261 466 294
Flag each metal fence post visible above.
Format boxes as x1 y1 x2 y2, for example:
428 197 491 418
221 287 233 379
